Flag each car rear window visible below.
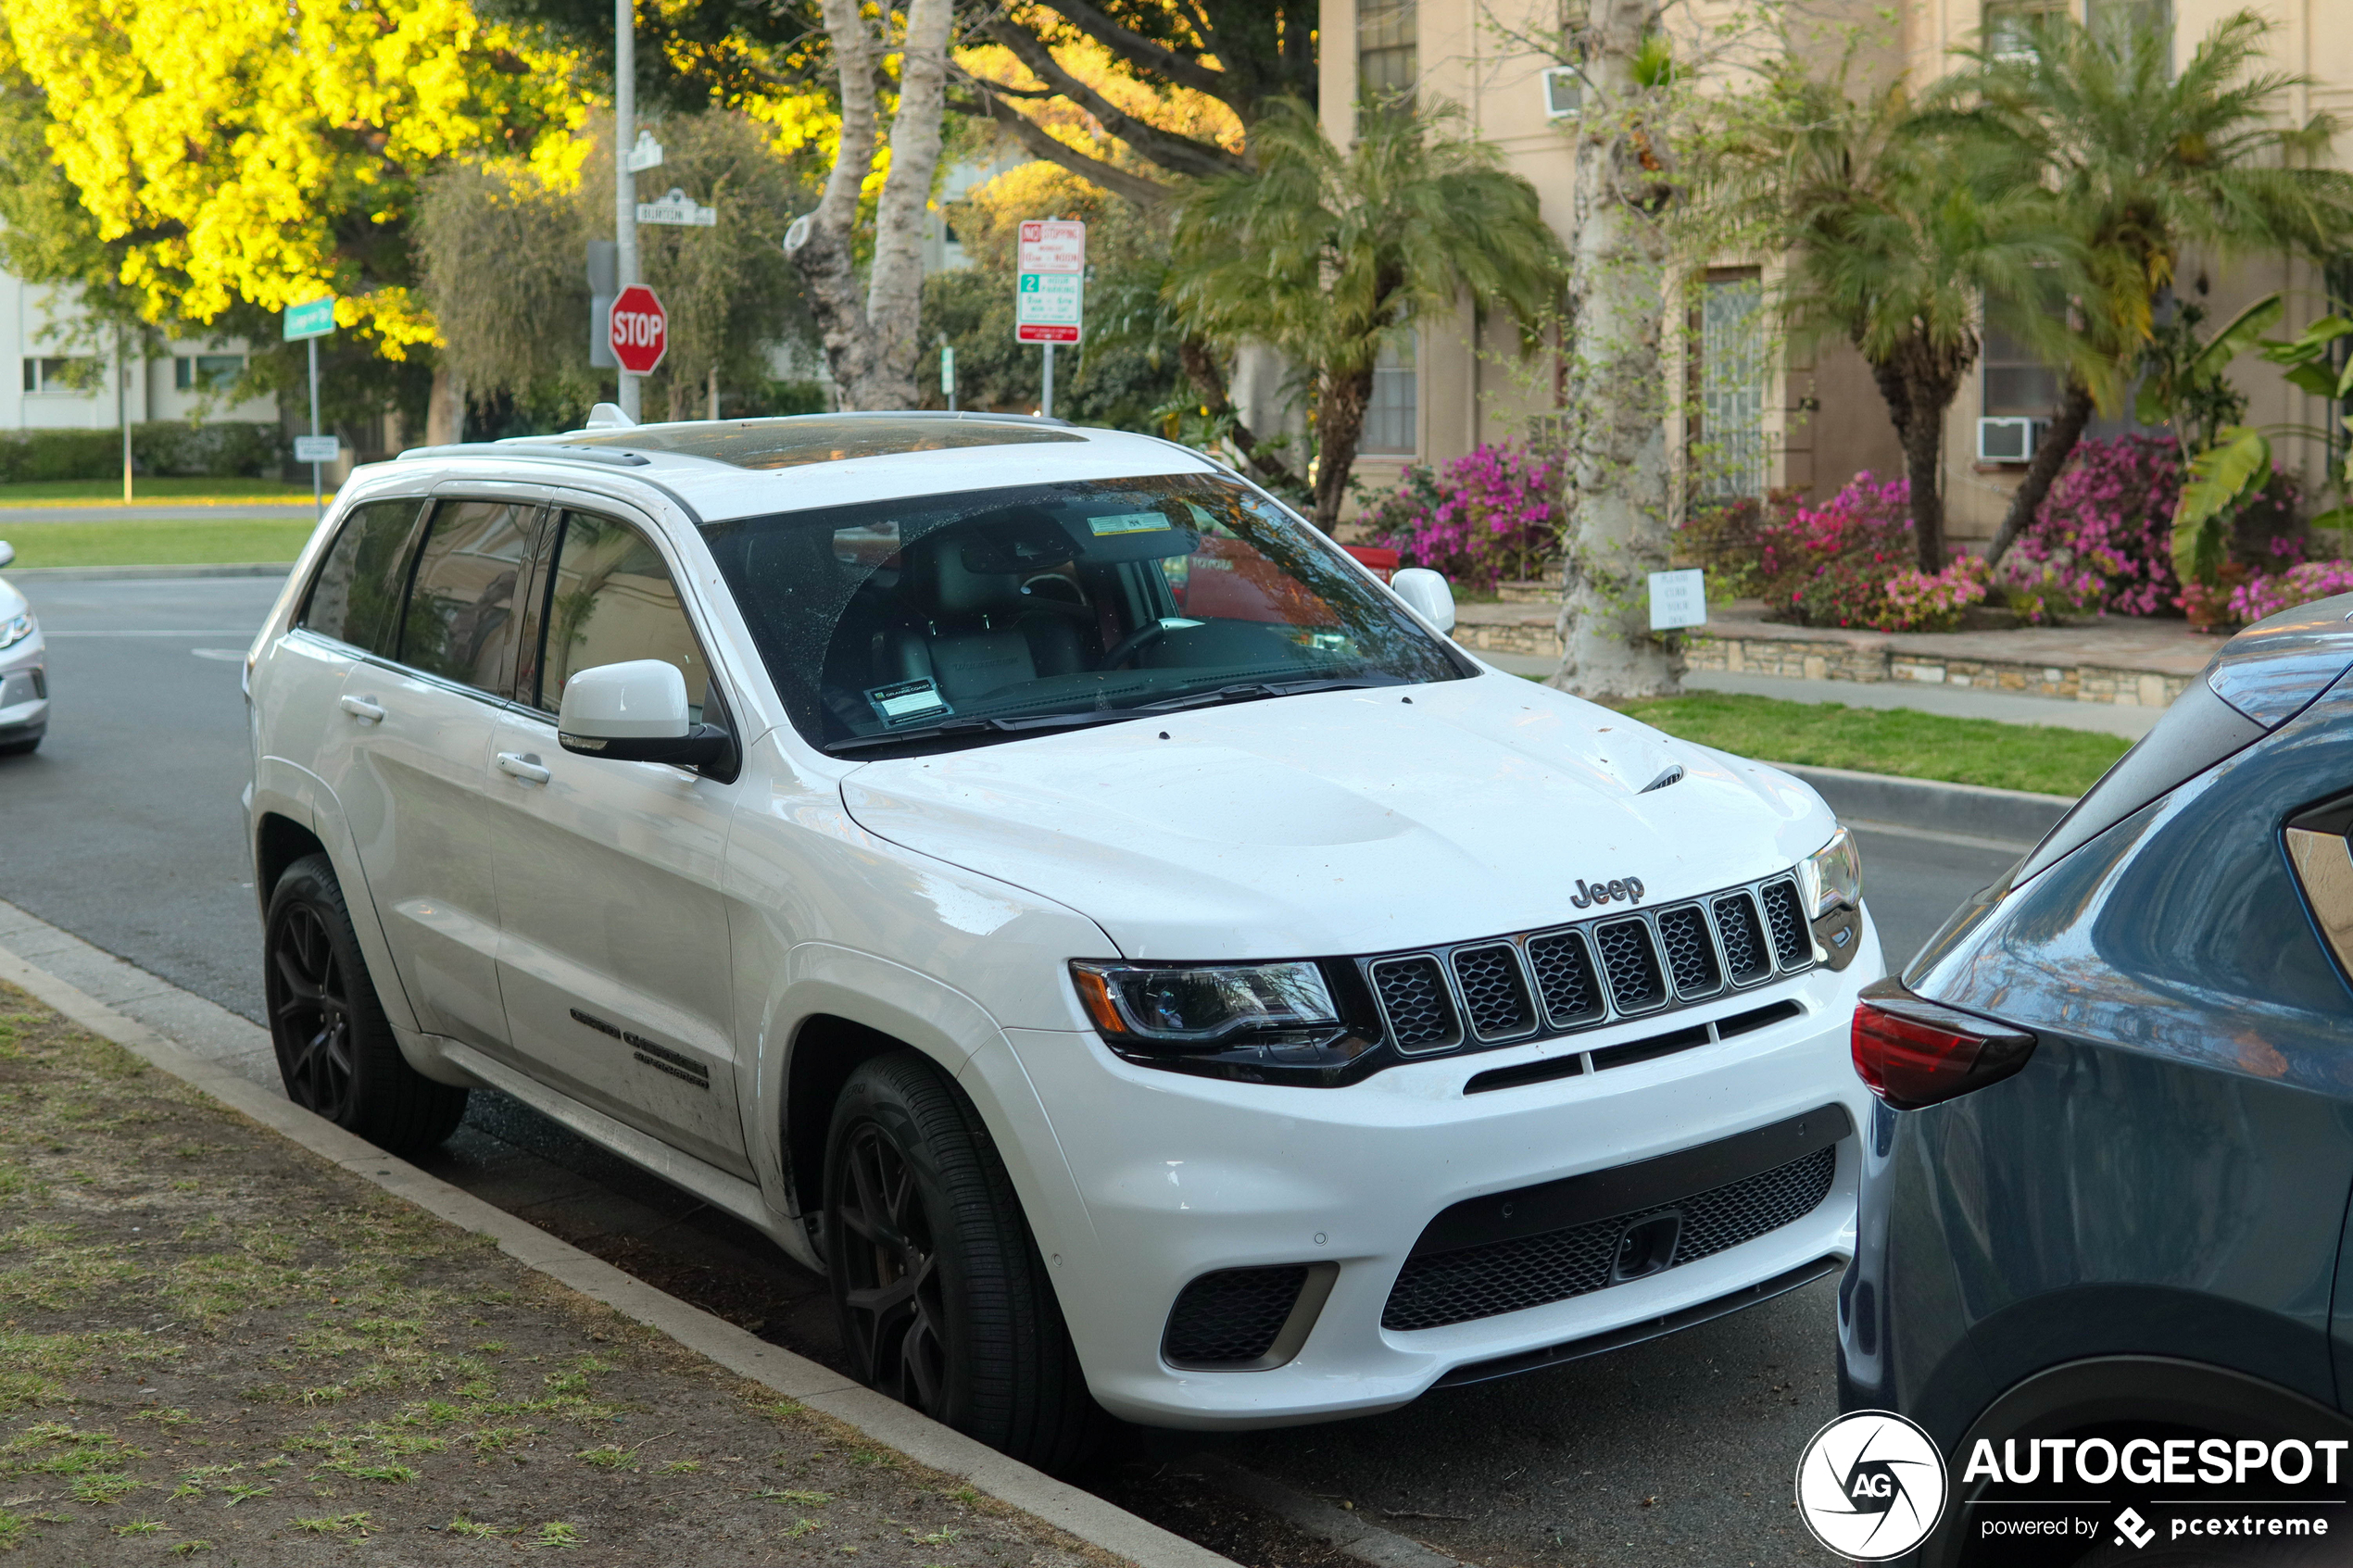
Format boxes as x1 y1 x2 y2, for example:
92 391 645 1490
298 498 425 656
550 415 1085 470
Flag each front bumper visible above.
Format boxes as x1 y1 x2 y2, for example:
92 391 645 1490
0 629 47 746
1000 914 1881 1428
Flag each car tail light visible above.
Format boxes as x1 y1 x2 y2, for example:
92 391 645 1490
1851 978 2036 1110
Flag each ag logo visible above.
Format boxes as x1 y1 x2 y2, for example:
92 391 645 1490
1795 1411 1948 1561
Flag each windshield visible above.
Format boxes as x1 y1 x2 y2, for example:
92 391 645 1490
701 471 1472 755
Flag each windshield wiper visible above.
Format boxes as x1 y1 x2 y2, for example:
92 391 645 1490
820 709 1133 755
1137 678 1390 714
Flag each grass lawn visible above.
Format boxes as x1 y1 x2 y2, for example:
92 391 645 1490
0 518 315 569
1617 690 2129 797
0 477 311 503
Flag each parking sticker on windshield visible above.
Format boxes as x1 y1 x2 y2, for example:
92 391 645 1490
1088 510 1172 536
867 678 951 726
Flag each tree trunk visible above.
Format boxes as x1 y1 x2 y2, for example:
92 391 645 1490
1985 378 2095 568
1897 367 1954 574
1551 0 1680 701
786 0 951 410
1177 337 1300 490
1311 364 1375 533
425 364 465 446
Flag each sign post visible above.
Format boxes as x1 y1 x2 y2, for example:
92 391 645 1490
939 336 957 412
612 0 639 420
1015 219 1085 419
609 284 668 378
282 295 336 520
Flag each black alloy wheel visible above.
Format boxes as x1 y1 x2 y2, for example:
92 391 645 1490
262 853 468 1154
822 1051 1103 1472
835 1119 951 1412
270 901 358 1123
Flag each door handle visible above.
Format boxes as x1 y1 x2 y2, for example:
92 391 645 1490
497 751 551 785
339 695 385 723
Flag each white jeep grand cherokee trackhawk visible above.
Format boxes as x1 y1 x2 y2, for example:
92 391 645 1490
242 412 1876 1469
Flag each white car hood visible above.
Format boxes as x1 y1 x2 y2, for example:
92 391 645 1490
838 673 1838 960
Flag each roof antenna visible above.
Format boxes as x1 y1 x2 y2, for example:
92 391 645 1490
585 402 636 429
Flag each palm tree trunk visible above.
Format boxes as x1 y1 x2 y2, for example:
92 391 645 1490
1985 378 2095 568
1900 371 1951 574
1311 364 1374 533
1552 0 1680 700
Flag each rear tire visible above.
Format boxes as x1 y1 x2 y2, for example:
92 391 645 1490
263 852 467 1154
823 1050 1101 1473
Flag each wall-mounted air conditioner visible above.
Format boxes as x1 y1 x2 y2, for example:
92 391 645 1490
1978 416 2043 463
1541 67 1583 119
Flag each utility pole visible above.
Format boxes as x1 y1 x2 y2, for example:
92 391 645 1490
612 0 640 421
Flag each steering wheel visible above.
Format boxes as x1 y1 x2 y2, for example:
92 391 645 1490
1100 620 1173 671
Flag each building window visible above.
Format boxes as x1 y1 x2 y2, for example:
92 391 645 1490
1982 315 2060 420
1358 0 1416 106
21 357 96 395
1692 272 1766 500
1361 331 1417 456
175 354 246 391
1983 0 2067 59
2088 0 2171 52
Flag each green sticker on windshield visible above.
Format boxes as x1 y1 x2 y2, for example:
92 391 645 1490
1088 510 1172 536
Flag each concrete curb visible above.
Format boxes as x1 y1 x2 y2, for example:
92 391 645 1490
0 940 1238 1568
1777 761 2075 849
3 562 293 582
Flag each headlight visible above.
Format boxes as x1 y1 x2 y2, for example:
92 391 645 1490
0 612 31 652
1069 960 1340 1047
1800 826 1862 918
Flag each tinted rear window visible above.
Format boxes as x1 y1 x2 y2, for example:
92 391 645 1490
552 415 1084 470
299 499 423 655
398 500 535 694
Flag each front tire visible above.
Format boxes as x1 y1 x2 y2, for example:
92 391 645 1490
823 1050 1099 1472
263 853 467 1155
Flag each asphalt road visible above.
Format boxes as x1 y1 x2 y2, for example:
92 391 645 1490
0 573 2020 1568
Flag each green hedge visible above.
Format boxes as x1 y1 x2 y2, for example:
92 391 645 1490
0 421 283 483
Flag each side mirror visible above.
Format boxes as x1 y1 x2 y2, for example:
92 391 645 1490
558 659 731 767
0 541 15 570
1391 567 1455 633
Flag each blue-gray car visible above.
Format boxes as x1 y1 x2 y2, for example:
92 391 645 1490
1839 595 2353 1566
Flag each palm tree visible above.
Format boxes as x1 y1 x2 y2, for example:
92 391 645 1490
1931 9 2353 567
1713 66 2067 573
1169 96 1568 532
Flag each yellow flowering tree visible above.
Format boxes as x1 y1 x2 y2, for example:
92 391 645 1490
4 0 585 425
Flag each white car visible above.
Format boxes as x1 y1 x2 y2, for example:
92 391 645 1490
0 541 47 757
241 412 1878 1468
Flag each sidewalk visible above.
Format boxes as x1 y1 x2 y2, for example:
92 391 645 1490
1454 595 2214 712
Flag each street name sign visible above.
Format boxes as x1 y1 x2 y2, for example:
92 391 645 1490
636 187 716 227
609 284 668 374
282 296 335 341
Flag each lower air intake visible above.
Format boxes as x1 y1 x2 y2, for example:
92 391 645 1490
1163 1265 1309 1366
1380 1146 1838 1331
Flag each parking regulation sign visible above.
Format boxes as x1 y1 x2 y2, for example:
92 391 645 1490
608 284 668 375
1015 220 1084 345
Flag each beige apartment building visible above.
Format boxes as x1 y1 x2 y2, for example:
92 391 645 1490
1321 0 2353 546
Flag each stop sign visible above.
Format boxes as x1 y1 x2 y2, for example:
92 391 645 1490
608 284 667 375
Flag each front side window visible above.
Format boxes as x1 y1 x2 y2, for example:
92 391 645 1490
534 511 710 720
299 498 425 656
701 472 1470 756
396 499 535 694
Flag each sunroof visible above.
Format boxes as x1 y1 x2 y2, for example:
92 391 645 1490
540 415 1086 470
